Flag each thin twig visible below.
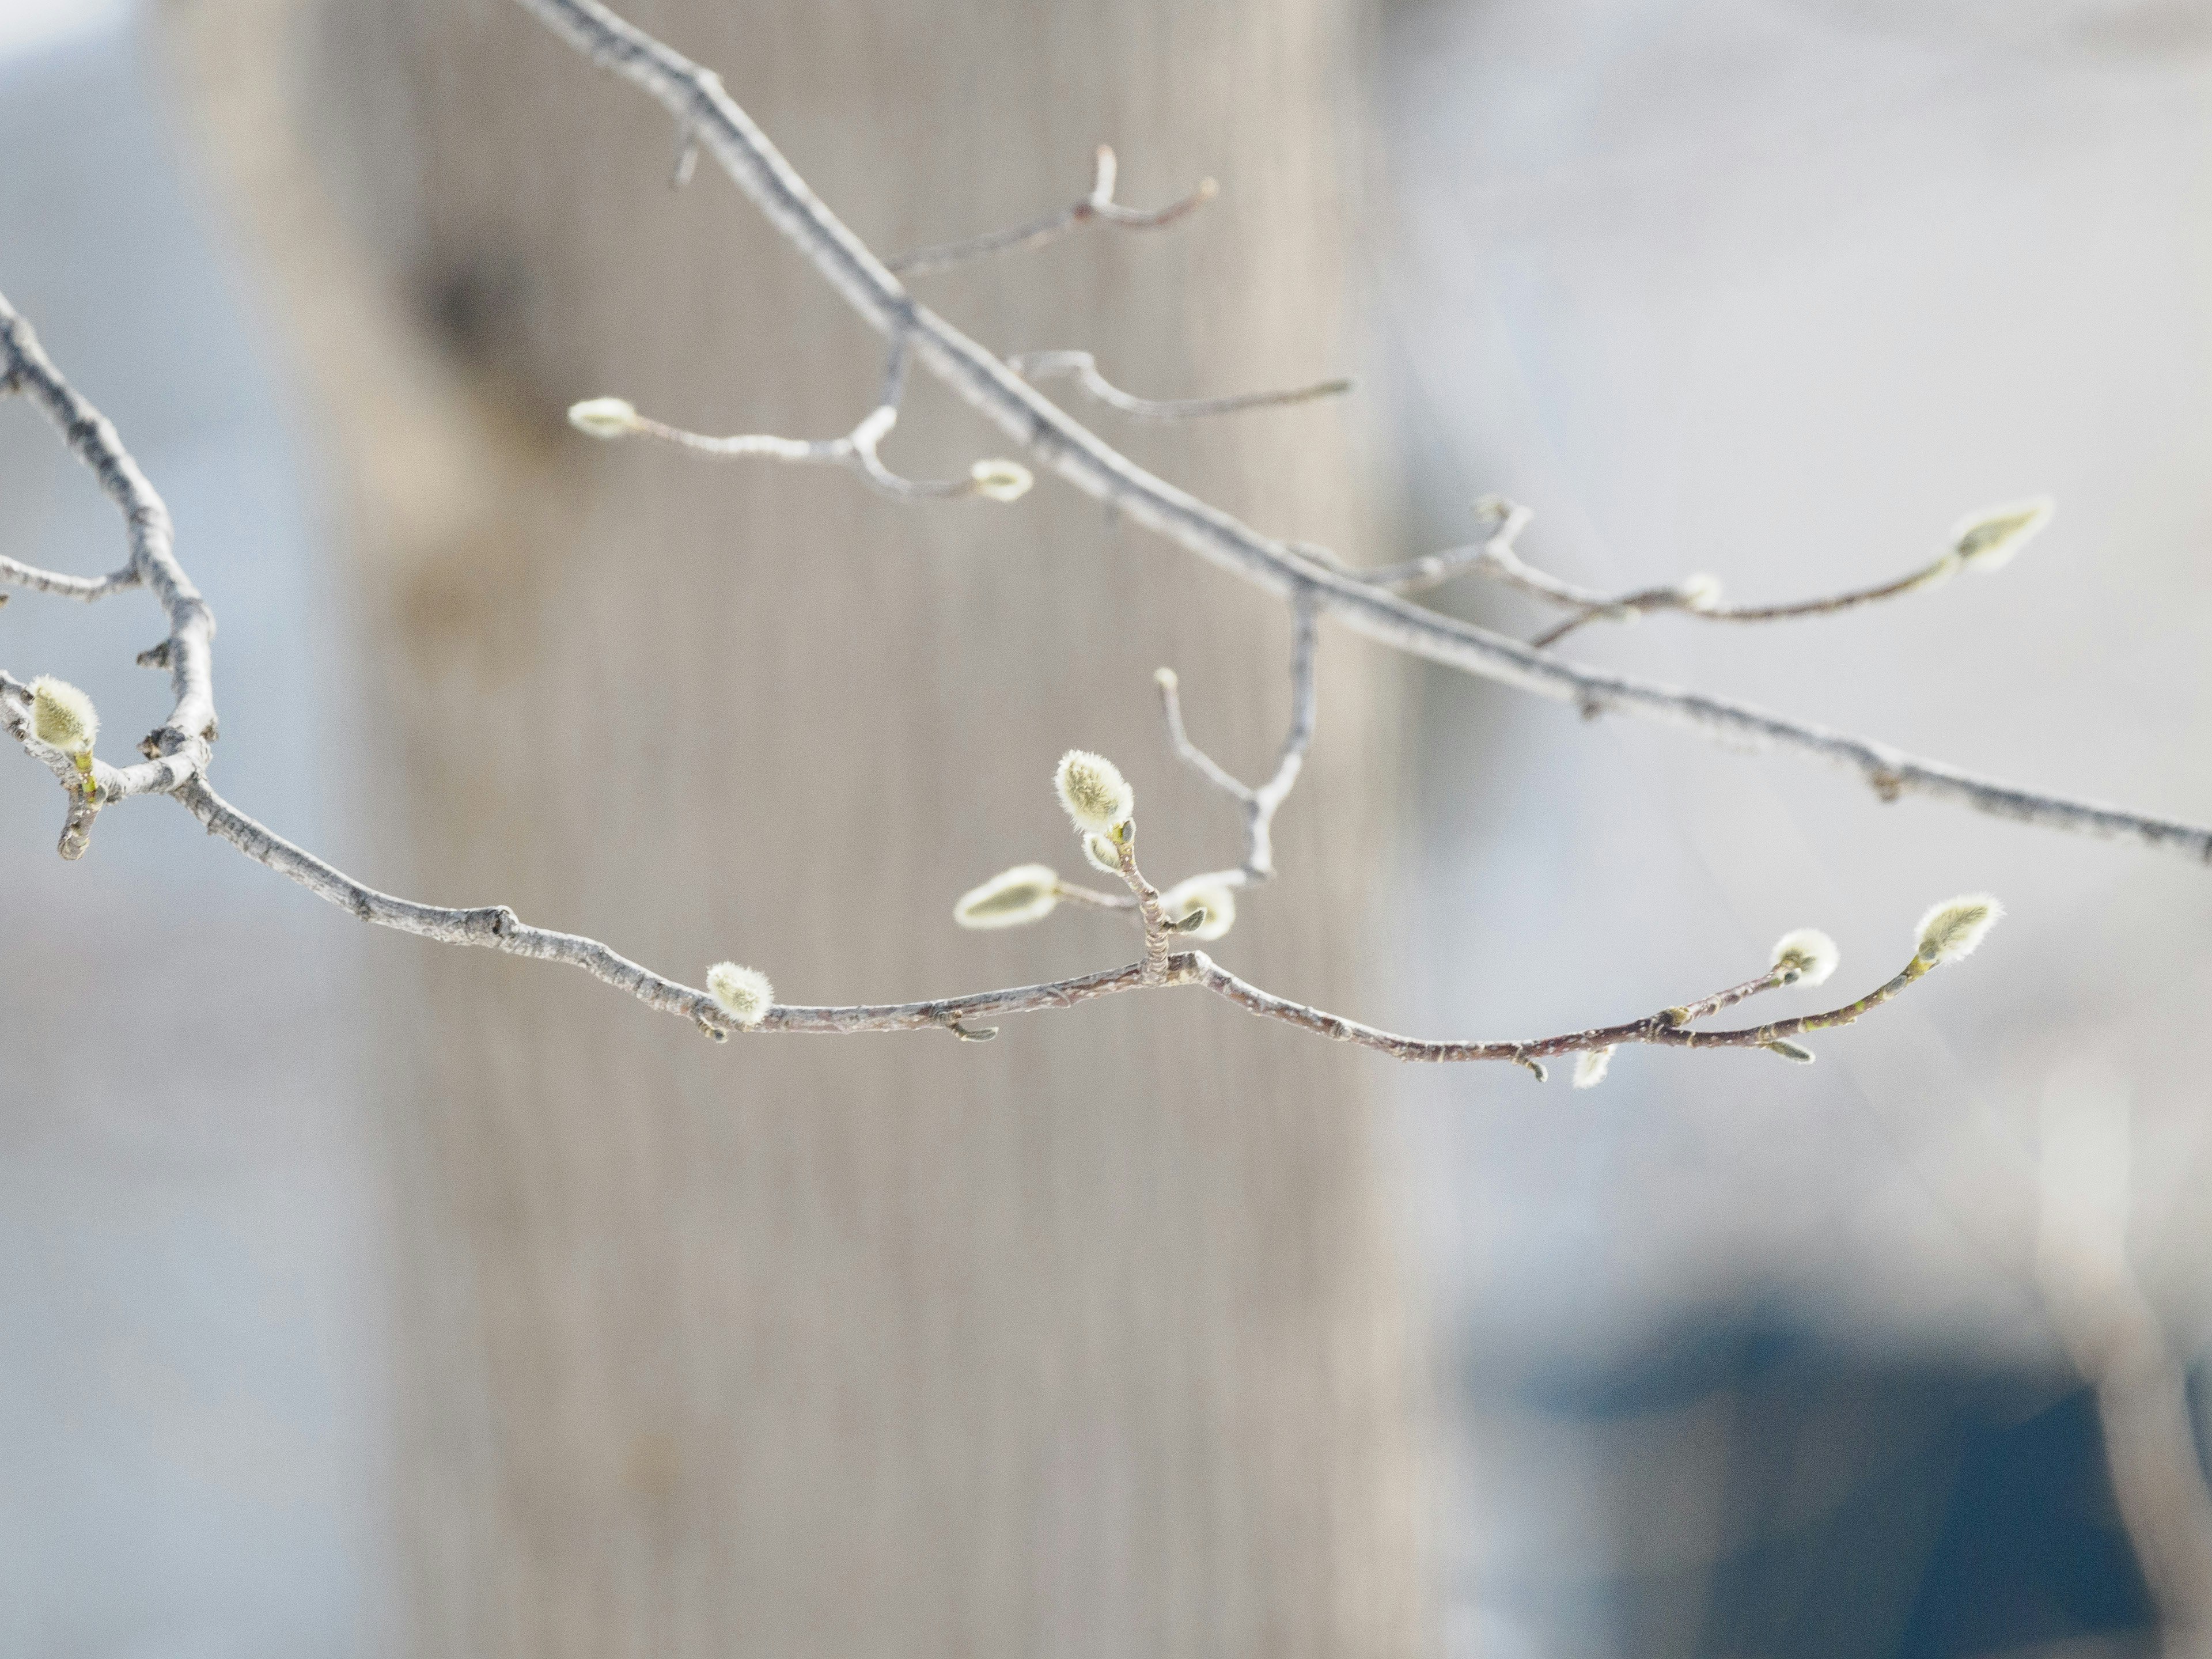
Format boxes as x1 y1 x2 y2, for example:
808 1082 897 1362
612 372 1000 502
0 554 141 601
1517 544 1964 649
510 0 2212 865
1355 497 1533 594
1009 349 1349 422
175 779 1943 1070
888 145 1215 278
11 289 1946 1071
1155 594 1317 887
0 294 216 837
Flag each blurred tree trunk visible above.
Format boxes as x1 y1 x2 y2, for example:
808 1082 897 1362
156 1 1421 1654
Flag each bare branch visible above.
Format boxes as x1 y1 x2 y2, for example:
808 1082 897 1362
1518 539 1975 649
1155 594 1316 886
1377 495 2032 650
176 776 1944 1074
511 0 2212 865
570 341 1031 503
1009 349 1350 422
0 293 217 829
1354 497 1533 594
0 117 1991 1089
889 145 1215 278
0 554 140 601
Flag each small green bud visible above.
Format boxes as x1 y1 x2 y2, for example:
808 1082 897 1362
1915 893 2003 963
1769 927 1839 987
705 961 774 1027
1764 1039 1816 1064
1951 498 2053 572
969 459 1033 502
1676 573 1724 612
1055 749 1133 835
568 397 640 440
953 864 1060 930
1160 874 1236 942
1572 1047 1614 1089
29 676 97 754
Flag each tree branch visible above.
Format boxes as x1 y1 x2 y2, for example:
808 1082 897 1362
1154 593 1316 887
516 0 2212 865
1008 349 1350 422
888 145 1215 278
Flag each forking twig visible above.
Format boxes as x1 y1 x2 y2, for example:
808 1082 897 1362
889 145 1215 278
0 0 2171 1071
519 0 2212 863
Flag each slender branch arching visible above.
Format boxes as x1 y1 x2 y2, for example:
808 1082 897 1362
511 0 2211 865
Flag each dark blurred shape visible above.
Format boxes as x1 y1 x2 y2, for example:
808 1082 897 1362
1501 1315 2171 1657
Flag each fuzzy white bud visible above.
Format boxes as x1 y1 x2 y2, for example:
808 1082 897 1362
1768 927 1839 987
1055 749 1133 835
1764 1039 1817 1064
29 676 97 754
1951 498 2054 573
1082 834 1122 875
1915 893 2003 964
1676 573 1724 612
1573 1047 1615 1089
705 961 774 1027
568 397 640 440
953 864 1060 930
1160 875 1237 942
969 459 1034 503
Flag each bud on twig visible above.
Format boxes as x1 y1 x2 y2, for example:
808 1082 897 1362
706 961 774 1027
1676 573 1724 612
1081 834 1122 874
1160 875 1237 942
29 676 97 754
1951 498 2054 572
953 864 1060 930
1915 894 2003 964
1769 927 1839 987
1056 749 1133 835
968 460 1034 503
1573 1047 1614 1089
1764 1039 1817 1064
568 397 641 440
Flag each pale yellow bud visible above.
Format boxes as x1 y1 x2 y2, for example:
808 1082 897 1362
1082 834 1123 875
969 459 1034 503
1676 573 1724 612
1055 749 1132 835
1915 893 2003 964
1160 875 1236 942
953 864 1060 930
705 961 774 1027
1951 498 2054 572
1769 927 1839 987
567 397 640 440
1573 1047 1614 1089
29 676 97 754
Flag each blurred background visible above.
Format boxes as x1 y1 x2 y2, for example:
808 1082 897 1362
2 0 2209 1656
